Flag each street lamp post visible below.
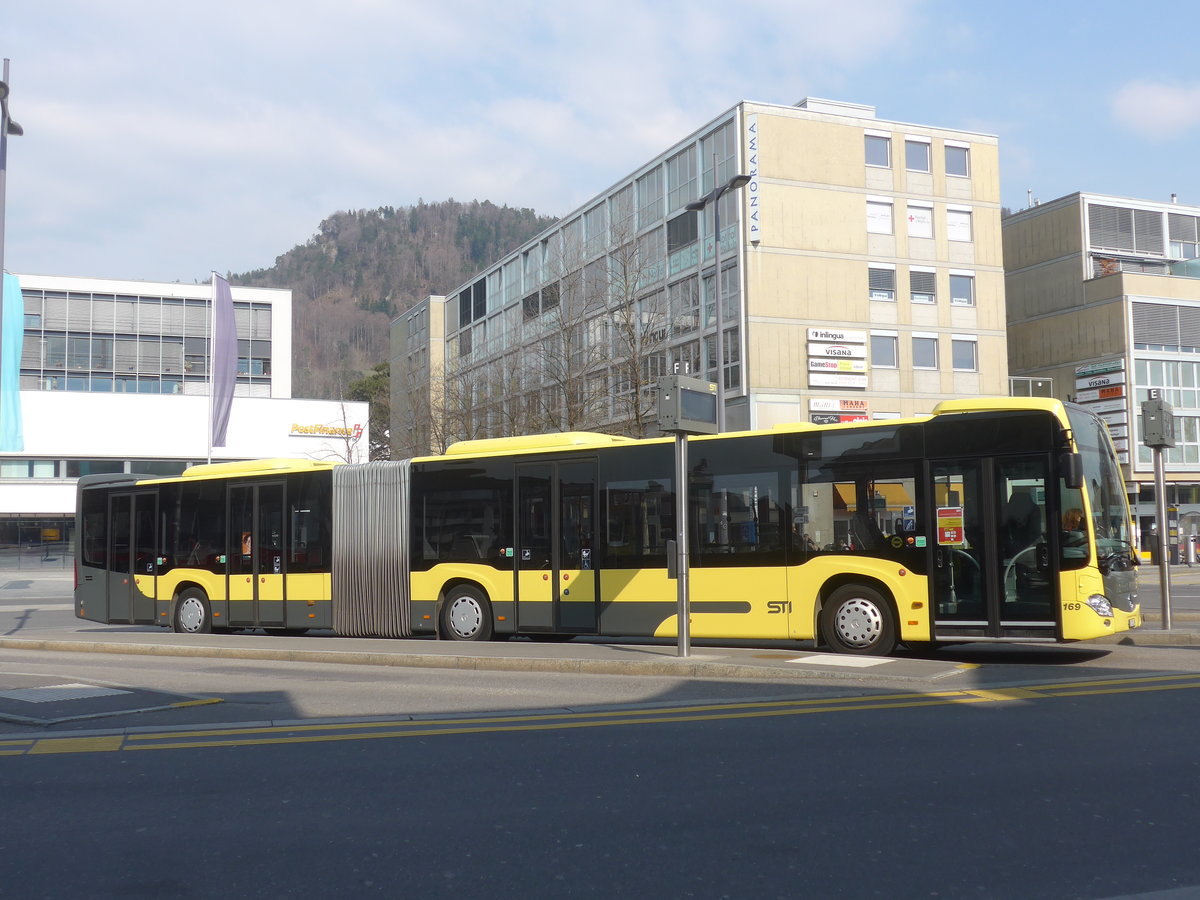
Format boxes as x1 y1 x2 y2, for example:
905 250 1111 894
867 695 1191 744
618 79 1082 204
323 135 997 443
687 159 750 432
0 59 24 426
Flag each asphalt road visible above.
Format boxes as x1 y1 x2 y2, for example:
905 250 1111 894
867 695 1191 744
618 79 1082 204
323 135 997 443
4 674 1200 899
2 569 1200 898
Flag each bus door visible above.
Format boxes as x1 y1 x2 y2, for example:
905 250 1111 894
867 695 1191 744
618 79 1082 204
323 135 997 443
106 491 158 625
515 460 599 633
227 481 286 628
928 456 1056 640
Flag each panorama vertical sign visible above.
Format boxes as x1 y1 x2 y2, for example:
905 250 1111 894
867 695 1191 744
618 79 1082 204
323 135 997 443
745 114 760 243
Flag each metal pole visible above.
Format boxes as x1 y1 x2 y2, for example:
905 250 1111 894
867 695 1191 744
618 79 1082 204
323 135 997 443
711 153 725 432
675 430 691 657
1154 445 1172 630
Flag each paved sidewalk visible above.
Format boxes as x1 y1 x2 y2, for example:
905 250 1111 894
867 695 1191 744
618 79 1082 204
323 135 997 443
3 568 1198 684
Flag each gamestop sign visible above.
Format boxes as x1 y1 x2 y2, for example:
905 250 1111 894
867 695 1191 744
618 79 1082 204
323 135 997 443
291 422 364 439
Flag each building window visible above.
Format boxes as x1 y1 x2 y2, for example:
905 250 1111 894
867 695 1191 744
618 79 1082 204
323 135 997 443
952 337 978 371
871 332 898 368
637 167 664 228
865 134 890 168
868 265 896 301
905 138 931 173
1088 203 1164 255
945 143 970 178
584 203 607 258
913 335 938 369
907 203 933 239
947 208 973 242
1169 212 1200 259
666 211 699 254
666 146 698 213
867 200 893 235
949 272 975 306
910 268 936 304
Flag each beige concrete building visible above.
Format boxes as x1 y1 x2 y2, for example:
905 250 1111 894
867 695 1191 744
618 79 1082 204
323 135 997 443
390 294 447 459
392 98 1007 453
1004 191 1200 545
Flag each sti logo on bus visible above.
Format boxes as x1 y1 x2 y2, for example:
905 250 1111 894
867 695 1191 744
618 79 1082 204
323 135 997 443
767 600 792 614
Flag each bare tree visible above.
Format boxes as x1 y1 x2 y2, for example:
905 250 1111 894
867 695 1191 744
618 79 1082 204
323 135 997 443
606 227 670 438
306 402 368 463
423 205 678 444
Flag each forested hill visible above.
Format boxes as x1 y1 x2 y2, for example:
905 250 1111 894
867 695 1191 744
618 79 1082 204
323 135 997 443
233 199 558 399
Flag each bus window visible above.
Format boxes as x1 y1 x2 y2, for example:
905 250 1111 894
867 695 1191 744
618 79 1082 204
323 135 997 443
80 488 109 568
289 472 331 572
804 464 917 559
688 463 789 564
605 479 673 566
413 462 511 567
167 480 225 572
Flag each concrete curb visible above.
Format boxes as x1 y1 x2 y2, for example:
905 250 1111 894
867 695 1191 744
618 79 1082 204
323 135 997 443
0 637 894 684
1092 630 1200 646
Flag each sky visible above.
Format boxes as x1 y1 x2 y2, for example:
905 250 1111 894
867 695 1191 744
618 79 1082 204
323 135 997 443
3 0 1200 285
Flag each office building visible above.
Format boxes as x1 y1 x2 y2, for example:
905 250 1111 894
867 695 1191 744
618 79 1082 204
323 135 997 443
1 273 369 566
392 98 1008 454
1004 191 1200 544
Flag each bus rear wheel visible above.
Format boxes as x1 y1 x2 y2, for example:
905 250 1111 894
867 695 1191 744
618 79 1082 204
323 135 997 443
173 588 212 635
439 585 494 641
821 584 896 656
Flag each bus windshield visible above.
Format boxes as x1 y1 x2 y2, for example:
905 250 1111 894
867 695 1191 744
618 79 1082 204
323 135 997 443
1067 406 1133 550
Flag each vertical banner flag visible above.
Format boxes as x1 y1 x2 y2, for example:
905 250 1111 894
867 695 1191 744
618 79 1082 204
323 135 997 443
210 273 237 448
0 272 24 452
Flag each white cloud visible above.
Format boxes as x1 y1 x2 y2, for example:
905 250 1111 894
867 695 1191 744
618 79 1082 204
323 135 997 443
1111 80 1200 139
2 0 929 281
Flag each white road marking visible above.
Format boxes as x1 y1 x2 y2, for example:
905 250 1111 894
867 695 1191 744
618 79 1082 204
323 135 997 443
786 655 893 668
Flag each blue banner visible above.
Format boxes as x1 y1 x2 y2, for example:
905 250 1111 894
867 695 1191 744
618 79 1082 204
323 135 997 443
0 271 23 452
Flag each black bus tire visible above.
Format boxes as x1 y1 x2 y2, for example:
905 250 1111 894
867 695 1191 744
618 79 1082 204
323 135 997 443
439 585 494 641
820 584 897 656
173 588 213 635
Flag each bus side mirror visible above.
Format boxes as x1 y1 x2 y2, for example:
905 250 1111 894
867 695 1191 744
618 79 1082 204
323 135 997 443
1060 452 1083 490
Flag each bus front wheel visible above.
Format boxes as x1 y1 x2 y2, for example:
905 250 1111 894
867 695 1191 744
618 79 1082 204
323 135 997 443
821 584 897 656
173 589 212 635
439 585 494 641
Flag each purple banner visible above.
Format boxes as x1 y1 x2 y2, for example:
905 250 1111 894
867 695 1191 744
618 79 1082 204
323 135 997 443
210 273 237 447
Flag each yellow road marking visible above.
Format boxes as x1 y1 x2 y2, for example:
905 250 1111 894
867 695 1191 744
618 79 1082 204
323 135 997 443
169 698 223 709
7 675 1200 757
963 688 1046 701
28 735 123 754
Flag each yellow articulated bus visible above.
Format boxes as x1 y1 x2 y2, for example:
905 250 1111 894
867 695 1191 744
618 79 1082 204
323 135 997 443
75 397 1140 655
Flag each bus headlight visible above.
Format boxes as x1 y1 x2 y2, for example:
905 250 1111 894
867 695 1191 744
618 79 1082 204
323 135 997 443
1085 594 1114 617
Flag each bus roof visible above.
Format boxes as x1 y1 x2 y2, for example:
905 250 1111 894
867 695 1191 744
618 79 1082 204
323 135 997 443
441 431 637 458
933 396 1069 419
180 458 339 480
421 397 1074 462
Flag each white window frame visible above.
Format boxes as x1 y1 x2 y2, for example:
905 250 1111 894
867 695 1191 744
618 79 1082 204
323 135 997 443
945 140 970 178
905 135 932 173
947 205 973 243
871 330 899 368
865 129 891 169
910 266 936 305
951 334 978 372
949 270 975 306
907 202 934 239
868 263 896 302
867 197 893 235
912 332 939 370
